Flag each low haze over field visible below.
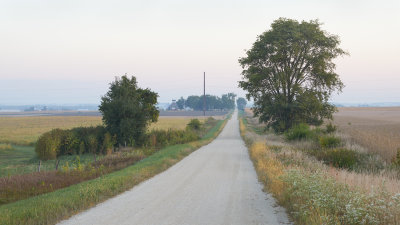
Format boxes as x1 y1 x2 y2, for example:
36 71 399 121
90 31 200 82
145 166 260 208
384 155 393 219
0 0 399 104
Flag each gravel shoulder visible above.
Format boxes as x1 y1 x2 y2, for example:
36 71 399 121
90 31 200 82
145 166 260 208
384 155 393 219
58 111 291 225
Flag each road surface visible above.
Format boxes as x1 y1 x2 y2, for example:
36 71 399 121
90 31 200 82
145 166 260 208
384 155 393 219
58 110 291 225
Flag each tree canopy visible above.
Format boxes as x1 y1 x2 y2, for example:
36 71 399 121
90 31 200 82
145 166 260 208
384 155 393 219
99 75 159 146
239 18 346 132
236 97 247 111
175 93 236 111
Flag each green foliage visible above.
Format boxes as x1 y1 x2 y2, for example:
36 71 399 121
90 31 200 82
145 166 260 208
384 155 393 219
239 18 346 132
183 93 236 110
35 126 109 160
144 129 199 149
176 97 185 110
0 115 228 225
99 75 159 146
325 122 337 134
35 129 62 160
393 148 400 166
285 123 314 141
282 170 400 225
314 148 360 169
102 132 115 155
186 118 202 130
319 135 341 148
236 97 247 110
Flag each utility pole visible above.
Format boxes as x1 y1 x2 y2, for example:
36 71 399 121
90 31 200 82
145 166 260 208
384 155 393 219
203 72 206 116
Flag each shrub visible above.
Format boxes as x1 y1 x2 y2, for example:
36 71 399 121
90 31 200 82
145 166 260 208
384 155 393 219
325 122 337 133
186 119 202 130
393 148 400 166
319 135 341 148
35 129 63 160
143 129 199 148
285 123 313 141
102 132 115 155
315 148 360 169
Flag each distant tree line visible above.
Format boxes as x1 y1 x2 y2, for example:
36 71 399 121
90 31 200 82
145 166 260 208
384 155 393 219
175 93 236 111
35 75 222 161
236 97 247 111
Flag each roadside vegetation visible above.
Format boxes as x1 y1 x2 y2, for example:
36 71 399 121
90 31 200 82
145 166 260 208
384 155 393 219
239 109 400 224
333 107 400 162
0 74 231 225
0 117 206 177
0 117 223 206
0 117 228 225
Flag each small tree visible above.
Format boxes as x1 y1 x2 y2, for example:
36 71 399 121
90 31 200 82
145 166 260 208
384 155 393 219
236 97 247 111
99 75 159 146
239 18 346 132
176 97 185 110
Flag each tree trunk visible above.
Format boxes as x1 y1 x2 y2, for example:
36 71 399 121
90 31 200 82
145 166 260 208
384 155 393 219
38 160 41 172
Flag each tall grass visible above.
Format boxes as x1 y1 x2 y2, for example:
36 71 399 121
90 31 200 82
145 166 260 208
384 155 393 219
0 115 229 225
0 116 206 146
0 116 102 146
239 113 400 225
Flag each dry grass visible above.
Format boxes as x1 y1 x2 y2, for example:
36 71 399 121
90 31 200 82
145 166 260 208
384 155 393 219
0 152 145 205
240 111 400 224
334 107 400 162
0 116 102 145
149 117 205 130
0 116 205 146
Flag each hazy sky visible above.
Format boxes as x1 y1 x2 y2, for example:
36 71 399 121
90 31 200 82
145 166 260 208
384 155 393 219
0 0 399 105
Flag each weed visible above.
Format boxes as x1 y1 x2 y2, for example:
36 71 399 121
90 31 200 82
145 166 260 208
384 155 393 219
319 135 341 148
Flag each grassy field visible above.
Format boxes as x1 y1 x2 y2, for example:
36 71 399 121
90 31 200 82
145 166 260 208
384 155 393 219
0 117 228 225
239 110 400 224
334 107 400 162
0 116 211 177
0 116 102 145
0 116 208 146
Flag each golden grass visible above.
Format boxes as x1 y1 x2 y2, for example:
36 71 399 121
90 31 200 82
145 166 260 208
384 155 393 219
0 116 102 145
149 117 205 130
0 116 205 145
334 107 400 162
240 111 400 224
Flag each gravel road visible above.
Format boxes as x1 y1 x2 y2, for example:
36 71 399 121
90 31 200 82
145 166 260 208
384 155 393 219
58 110 291 225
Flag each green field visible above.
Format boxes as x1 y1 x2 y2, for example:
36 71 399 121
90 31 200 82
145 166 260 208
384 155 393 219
0 118 228 225
0 145 99 177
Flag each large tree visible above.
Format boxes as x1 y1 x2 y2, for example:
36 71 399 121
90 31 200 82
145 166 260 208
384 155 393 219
239 18 346 132
99 75 159 146
236 97 247 111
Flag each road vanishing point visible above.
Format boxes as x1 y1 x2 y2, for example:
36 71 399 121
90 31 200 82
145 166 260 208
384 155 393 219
58 110 291 225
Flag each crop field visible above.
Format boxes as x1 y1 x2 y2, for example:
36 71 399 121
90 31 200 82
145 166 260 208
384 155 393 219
0 116 102 146
0 115 211 177
333 107 400 162
0 116 209 146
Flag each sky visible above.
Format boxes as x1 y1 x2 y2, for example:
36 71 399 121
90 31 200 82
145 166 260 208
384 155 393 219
0 0 399 105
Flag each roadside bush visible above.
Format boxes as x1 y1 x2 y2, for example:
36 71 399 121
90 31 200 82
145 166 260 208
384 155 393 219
35 126 108 160
144 129 199 148
186 119 202 130
393 148 400 166
35 129 63 160
285 123 314 141
325 122 337 133
319 135 341 148
314 148 360 170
